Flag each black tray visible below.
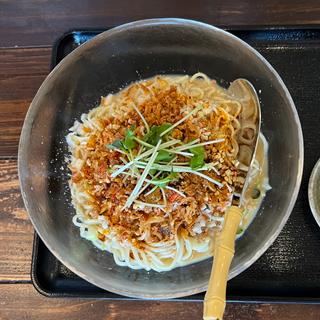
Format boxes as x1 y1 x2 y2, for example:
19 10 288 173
32 27 320 302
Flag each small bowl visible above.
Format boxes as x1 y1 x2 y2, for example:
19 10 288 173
309 158 320 226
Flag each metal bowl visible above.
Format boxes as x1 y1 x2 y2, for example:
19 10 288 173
18 19 303 299
309 158 320 227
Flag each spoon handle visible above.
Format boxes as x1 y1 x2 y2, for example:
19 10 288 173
203 206 242 320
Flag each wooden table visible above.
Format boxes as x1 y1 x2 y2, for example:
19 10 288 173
1 1 320 319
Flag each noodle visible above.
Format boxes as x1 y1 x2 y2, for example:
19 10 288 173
66 73 270 272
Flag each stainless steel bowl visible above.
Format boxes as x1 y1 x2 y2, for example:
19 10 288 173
309 158 320 227
18 18 303 299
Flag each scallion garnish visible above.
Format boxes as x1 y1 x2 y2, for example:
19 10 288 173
144 123 172 145
189 145 205 169
123 127 137 150
107 103 224 209
123 139 162 209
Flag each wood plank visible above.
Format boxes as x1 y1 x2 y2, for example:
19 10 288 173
1 283 320 320
0 159 33 281
2 0 320 48
0 47 51 101
0 100 30 159
0 47 51 158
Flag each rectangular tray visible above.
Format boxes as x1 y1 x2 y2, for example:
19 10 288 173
32 27 320 302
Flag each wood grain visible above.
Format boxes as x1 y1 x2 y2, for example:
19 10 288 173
2 0 320 48
0 47 51 101
0 159 33 281
0 47 51 158
1 284 320 320
2 1 320 319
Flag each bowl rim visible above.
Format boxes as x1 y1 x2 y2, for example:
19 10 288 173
18 17 304 299
308 158 320 227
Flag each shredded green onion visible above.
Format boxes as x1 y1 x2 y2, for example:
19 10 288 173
134 162 223 187
108 105 225 207
131 103 150 133
123 139 162 209
159 105 202 137
175 138 225 152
